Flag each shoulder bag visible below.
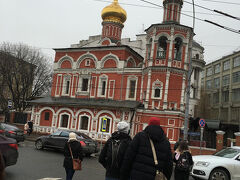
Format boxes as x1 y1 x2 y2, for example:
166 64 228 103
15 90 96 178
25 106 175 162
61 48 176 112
149 138 167 180
68 143 82 171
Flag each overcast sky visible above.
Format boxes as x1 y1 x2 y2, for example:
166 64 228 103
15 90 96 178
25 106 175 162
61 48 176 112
0 0 240 64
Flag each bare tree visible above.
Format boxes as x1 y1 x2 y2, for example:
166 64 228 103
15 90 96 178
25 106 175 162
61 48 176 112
0 42 52 112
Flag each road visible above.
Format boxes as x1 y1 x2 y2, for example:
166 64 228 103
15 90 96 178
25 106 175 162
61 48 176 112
4 141 194 180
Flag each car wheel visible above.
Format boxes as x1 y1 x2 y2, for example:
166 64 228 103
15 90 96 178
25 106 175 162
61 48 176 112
209 168 229 180
35 140 44 150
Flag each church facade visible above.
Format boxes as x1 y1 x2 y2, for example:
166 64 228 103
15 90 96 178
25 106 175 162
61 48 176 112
30 0 205 143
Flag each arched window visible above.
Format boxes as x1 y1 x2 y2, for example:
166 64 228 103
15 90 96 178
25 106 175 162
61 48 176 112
79 116 89 130
174 37 182 61
147 38 152 59
157 36 168 59
151 80 163 99
60 114 69 128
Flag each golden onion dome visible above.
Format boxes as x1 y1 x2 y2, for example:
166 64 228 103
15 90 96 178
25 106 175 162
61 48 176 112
101 0 127 25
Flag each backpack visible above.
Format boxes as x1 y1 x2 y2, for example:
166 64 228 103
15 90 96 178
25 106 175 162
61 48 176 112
110 139 122 169
175 153 191 172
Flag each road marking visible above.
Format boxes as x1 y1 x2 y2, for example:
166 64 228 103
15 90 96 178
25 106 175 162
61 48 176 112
37 178 62 180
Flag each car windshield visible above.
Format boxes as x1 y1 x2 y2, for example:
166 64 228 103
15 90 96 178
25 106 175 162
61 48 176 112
75 132 92 140
2 123 18 131
214 148 240 158
51 131 61 136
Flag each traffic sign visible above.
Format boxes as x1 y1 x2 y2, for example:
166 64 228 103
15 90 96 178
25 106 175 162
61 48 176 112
101 118 107 132
8 100 12 109
199 118 205 128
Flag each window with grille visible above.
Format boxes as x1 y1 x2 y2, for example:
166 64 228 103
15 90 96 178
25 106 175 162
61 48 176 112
214 64 220 74
233 56 240 68
206 80 212 89
206 67 213 76
222 75 230 86
232 71 240 83
223 60 230 71
214 77 220 88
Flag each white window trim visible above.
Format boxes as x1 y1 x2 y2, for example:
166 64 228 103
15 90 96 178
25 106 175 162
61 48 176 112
151 80 163 99
77 75 91 95
126 76 138 100
58 113 70 129
98 116 112 134
98 75 108 98
85 59 90 67
168 119 175 126
108 80 115 99
78 114 90 132
62 75 71 96
55 74 62 97
167 128 174 140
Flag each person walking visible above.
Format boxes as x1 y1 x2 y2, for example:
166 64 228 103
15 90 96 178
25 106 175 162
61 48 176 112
120 117 173 180
99 121 132 180
27 120 33 136
173 141 193 180
63 132 83 180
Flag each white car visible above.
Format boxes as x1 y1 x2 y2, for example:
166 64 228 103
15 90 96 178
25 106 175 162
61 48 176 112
191 146 240 180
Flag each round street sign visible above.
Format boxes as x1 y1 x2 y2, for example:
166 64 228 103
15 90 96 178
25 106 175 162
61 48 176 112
199 118 206 128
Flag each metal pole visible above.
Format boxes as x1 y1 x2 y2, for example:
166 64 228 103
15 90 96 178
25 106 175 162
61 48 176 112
183 0 195 141
200 127 203 154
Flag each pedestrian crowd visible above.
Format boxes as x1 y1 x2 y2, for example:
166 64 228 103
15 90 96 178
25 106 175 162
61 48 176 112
62 116 193 180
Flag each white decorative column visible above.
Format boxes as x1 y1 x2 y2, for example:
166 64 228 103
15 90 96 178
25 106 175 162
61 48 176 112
163 71 170 109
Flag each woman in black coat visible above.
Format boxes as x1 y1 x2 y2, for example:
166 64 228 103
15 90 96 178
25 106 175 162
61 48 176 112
120 117 173 180
63 132 83 180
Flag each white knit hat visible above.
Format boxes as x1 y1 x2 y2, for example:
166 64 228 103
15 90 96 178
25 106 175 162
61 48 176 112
117 121 129 134
68 132 77 141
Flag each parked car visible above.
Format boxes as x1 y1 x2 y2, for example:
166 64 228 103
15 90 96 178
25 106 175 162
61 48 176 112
0 135 19 167
35 130 99 156
0 123 25 143
191 146 240 180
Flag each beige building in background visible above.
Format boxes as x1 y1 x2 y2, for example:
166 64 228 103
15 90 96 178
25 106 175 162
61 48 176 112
201 50 240 137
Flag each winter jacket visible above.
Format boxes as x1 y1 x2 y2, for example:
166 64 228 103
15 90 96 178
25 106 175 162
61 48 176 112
63 140 83 169
173 151 193 173
120 125 173 180
98 131 132 179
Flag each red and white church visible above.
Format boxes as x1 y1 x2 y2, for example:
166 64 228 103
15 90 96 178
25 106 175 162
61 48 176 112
30 0 205 143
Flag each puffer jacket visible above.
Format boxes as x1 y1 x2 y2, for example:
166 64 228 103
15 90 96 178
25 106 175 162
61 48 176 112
63 140 83 169
98 131 132 179
120 125 173 180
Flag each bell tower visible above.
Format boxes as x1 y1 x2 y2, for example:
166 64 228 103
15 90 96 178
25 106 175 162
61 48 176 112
163 0 183 24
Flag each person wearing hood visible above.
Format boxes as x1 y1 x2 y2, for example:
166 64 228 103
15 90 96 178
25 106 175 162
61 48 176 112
99 121 132 180
120 117 173 180
63 132 83 180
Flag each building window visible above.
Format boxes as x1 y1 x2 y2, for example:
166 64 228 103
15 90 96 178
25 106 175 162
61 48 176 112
156 36 167 59
206 80 212 89
214 64 220 74
129 80 136 98
80 116 89 130
154 88 161 98
222 90 229 102
101 80 106 95
232 71 240 83
81 78 89 92
44 112 50 121
60 114 69 128
214 77 220 88
62 75 71 95
195 54 199 59
174 37 182 61
206 67 213 76
98 76 108 97
233 56 240 68
223 60 230 71
222 75 230 86
100 117 110 133
213 92 219 104
85 59 90 66
232 88 240 102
